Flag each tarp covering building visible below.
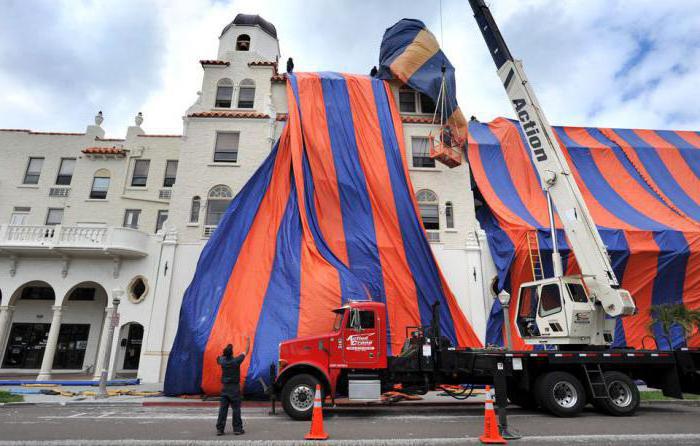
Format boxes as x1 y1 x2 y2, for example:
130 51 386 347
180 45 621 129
469 117 700 350
164 73 482 396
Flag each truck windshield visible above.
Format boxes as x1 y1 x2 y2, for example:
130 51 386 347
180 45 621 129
332 309 345 331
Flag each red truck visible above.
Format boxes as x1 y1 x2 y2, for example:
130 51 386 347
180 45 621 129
272 300 700 421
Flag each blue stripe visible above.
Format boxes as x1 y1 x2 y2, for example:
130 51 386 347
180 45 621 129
372 78 458 346
469 123 541 228
164 142 278 395
651 231 691 349
655 130 700 179
601 229 631 348
611 129 700 220
243 188 301 394
555 128 669 230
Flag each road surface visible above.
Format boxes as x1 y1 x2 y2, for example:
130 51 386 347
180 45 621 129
1 402 700 444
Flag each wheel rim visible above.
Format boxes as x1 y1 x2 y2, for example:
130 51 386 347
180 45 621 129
290 384 315 412
552 381 578 408
608 380 633 408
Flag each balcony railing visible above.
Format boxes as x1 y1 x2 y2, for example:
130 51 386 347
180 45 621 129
426 231 440 243
158 189 172 200
0 225 150 258
49 187 71 198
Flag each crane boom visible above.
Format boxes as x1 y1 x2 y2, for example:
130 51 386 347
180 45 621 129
468 0 635 320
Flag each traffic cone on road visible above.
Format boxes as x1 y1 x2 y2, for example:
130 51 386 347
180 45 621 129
479 385 506 444
304 384 329 440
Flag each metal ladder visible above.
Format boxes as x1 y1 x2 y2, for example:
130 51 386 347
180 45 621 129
583 363 610 399
526 231 544 281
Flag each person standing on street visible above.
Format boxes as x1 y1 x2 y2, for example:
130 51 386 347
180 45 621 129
216 336 250 436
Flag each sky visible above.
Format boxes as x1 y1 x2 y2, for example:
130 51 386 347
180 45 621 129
1 0 699 137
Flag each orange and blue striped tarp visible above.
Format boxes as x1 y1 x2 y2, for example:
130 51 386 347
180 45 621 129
469 118 700 350
164 73 481 396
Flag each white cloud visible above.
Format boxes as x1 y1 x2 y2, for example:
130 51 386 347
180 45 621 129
1 0 699 135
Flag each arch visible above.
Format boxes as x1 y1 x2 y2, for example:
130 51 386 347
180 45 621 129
206 185 233 227
236 34 251 51
215 78 233 108
445 201 454 229
416 189 439 230
237 78 255 109
63 281 109 306
8 280 56 307
190 196 201 223
115 322 144 374
90 169 111 199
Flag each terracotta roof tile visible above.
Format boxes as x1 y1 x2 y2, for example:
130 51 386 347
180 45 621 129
249 61 277 67
137 134 182 138
82 146 126 155
200 60 229 66
271 73 287 83
1 128 84 136
187 111 269 119
401 116 439 124
275 113 288 122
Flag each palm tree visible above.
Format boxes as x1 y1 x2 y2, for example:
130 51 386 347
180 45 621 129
648 304 700 349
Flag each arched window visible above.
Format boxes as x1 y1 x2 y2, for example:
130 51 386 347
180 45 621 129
416 189 439 230
237 79 255 109
236 34 251 51
399 86 417 113
445 201 454 228
90 169 110 199
205 185 233 227
190 196 201 223
215 78 233 108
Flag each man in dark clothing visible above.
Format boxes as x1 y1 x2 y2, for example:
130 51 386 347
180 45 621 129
216 337 250 436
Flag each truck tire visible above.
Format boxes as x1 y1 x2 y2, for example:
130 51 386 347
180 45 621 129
281 373 321 421
534 371 586 417
594 371 640 416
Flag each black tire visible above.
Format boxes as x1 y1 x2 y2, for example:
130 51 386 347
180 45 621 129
281 373 321 421
507 387 539 410
534 371 587 417
593 371 640 416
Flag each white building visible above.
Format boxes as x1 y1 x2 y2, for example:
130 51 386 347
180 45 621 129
0 14 497 383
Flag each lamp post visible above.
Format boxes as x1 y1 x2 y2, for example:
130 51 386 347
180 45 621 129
498 290 513 350
96 288 123 399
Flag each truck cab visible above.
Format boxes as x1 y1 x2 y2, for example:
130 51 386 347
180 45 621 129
275 301 387 419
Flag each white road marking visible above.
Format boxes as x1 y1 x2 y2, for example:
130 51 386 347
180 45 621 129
68 412 88 418
37 413 533 422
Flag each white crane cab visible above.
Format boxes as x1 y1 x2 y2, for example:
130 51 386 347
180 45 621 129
515 276 615 346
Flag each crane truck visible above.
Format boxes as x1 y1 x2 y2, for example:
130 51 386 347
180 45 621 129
271 0 700 421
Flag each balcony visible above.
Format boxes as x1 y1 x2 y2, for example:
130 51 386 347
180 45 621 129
0 225 150 258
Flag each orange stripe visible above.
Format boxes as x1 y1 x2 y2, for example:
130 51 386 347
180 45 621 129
635 129 700 207
565 128 694 231
383 83 481 347
295 72 350 266
389 29 440 84
675 130 700 148
202 125 293 395
684 233 700 347
619 231 659 349
343 74 421 353
288 74 344 337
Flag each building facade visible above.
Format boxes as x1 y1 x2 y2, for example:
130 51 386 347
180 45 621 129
0 14 497 383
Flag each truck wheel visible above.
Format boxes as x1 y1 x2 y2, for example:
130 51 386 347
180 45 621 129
281 374 321 421
535 371 586 417
594 371 640 416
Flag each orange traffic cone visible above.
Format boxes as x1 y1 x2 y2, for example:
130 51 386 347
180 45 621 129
479 385 506 444
304 384 329 440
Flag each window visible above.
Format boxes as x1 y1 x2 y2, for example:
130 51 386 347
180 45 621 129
23 157 44 184
215 78 233 108
90 170 110 199
131 159 150 187
237 79 255 108
55 158 76 185
190 196 201 223
347 310 375 329
206 185 233 227
69 288 96 301
45 208 64 226
412 137 435 168
566 283 589 303
399 87 417 113
123 209 141 229
420 93 436 114
155 210 168 232
10 207 30 225
445 201 454 228
21 286 55 300
539 283 563 317
163 160 178 187
214 132 240 163
236 34 251 51
416 189 439 230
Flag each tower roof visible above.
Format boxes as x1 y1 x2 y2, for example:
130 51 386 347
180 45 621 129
220 14 277 39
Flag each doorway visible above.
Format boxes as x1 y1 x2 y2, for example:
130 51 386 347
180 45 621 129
121 323 143 370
